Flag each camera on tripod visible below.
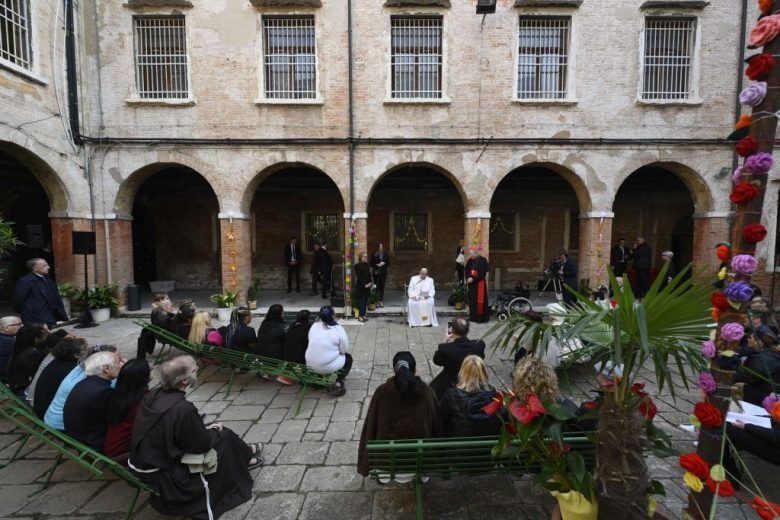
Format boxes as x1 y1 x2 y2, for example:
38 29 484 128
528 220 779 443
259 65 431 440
543 259 564 280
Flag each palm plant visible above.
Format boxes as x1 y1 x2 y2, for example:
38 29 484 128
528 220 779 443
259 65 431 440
488 264 712 519
0 216 22 277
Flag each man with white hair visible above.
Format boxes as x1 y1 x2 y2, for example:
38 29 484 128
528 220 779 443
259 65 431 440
0 316 23 383
12 258 67 327
660 250 676 290
407 268 438 327
63 350 123 450
129 355 261 519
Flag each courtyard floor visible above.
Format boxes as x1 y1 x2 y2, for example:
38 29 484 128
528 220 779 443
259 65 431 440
0 316 777 519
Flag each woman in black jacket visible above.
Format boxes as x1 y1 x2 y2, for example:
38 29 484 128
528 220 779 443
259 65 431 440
284 310 311 364
33 337 87 418
256 304 286 360
440 355 503 437
7 325 49 396
224 308 256 354
735 331 780 406
354 252 373 323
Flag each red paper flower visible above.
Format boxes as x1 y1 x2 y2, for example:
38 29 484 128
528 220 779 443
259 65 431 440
743 223 768 243
736 115 752 129
706 477 735 497
710 292 730 311
679 453 710 480
730 182 760 204
639 397 658 421
694 402 723 429
716 244 731 263
752 497 780 520
712 308 721 322
747 53 776 80
581 401 598 411
771 401 780 422
482 391 504 416
736 136 758 157
510 393 546 425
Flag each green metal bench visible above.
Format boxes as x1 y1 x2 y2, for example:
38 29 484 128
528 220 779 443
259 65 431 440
133 319 337 415
0 383 157 520
365 434 595 520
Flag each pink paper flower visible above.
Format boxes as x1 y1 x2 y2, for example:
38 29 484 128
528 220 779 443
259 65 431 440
763 394 779 413
721 323 745 343
749 15 780 48
740 82 768 107
732 166 743 185
701 340 716 359
745 152 774 174
699 372 717 394
731 254 758 275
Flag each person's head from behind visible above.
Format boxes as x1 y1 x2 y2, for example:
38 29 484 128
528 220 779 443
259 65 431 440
295 309 311 325
392 351 426 401
160 355 199 390
511 355 561 403
457 355 492 393
266 304 284 323
27 258 50 276
232 307 252 326
51 336 87 361
108 358 151 425
188 311 212 344
84 350 123 381
419 267 428 280
313 241 321 252
79 343 117 368
43 329 68 352
178 299 196 321
318 305 337 327
450 317 469 338
636 236 645 245
0 316 23 335
15 325 48 350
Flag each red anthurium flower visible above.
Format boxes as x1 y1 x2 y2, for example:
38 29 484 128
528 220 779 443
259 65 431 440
706 477 734 497
548 442 572 455
581 401 598 411
752 497 780 520
505 422 517 435
639 397 658 421
679 453 709 480
510 393 546 425
482 391 504 416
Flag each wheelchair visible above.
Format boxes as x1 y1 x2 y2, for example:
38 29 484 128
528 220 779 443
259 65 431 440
491 282 533 321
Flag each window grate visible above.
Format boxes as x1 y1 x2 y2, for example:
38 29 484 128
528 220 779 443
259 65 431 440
133 16 189 100
394 213 428 251
0 0 32 70
305 214 339 251
391 17 442 99
517 16 569 100
642 17 695 100
490 213 517 251
263 16 317 99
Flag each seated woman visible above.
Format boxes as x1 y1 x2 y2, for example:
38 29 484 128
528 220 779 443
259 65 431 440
735 330 780 406
439 355 503 437
223 308 256 354
33 337 87 419
104 359 151 460
188 311 223 347
151 292 175 330
306 306 352 396
255 304 285 359
25 329 69 405
284 310 311 365
129 355 262 520
357 351 441 477
7 325 49 397
170 300 197 340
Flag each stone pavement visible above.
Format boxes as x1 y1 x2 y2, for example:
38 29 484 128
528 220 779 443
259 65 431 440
0 317 777 519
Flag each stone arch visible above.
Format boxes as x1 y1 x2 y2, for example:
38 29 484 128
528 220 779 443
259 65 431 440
612 160 713 213
0 140 70 214
365 161 469 213
487 161 592 213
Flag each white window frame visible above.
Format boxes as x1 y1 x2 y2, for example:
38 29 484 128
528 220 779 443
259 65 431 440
490 212 520 252
513 15 573 102
0 0 46 84
128 14 195 105
256 14 323 105
384 14 450 104
637 14 701 105
389 211 432 253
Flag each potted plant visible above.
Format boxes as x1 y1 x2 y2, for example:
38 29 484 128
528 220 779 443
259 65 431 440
57 282 78 319
450 284 467 310
489 265 711 519
210 290 238 322
0 216 21 277
86 284 119 322
485 391 598 519
246 279 260 310
368 286 380 311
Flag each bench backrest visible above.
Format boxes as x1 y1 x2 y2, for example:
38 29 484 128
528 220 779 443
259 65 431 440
134 320 336 386
365 434 595 479
0 383 154 493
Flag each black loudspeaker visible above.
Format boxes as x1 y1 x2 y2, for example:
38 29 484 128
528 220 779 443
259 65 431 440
330 295 345 309
72 231 97 255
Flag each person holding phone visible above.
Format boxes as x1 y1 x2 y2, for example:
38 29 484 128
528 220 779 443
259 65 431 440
430 317 486 399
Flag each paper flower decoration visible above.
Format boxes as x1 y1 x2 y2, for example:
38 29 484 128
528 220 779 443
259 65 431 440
772 401 780 422
680 453 710 480
731 254 758 275
706 477 735 497
763 393 779 413
736 114 752 129
749 15 780 48
745 152 774 174
736 136 758 157
694 402 723 429
746 53 776 80
730 182 760 204
698 372 717 394
724 281 754 302
760 0 773 15
716 244 731 263
721 322 745 342
683 472 704 493
743 223 768 243
701 340 716 359
732 166 743 185
711 292 730 310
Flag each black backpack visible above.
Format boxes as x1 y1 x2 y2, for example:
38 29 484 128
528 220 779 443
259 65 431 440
136 328 156 359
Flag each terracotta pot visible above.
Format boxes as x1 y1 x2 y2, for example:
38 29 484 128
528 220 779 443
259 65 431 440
550 490 597 520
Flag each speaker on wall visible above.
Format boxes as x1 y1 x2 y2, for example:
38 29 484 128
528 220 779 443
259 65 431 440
72 231 97 255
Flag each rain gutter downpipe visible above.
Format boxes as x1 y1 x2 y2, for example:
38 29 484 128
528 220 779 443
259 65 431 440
347 0 355 311
65 0 81 145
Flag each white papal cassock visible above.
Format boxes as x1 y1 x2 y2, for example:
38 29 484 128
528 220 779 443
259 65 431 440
407 275 438 327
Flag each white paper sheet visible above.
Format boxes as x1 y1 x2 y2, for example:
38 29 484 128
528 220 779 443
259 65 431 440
726 412 771 429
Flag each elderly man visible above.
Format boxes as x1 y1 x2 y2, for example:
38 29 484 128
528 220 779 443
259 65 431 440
0 317 23 383
129 355 261 520
63 350 123 450
12 258 67 328
659 250 676 290
407 268 438 327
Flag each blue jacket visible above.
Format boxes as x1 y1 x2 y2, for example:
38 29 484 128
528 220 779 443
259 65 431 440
12 272 67 326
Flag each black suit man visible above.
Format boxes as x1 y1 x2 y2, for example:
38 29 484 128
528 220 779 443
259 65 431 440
370 244 390 307
12 258 67 328
630 237 652 298
430 317 486 399
315 244 335 298
284 236 303 293
557 250 578 306
610 238 627 277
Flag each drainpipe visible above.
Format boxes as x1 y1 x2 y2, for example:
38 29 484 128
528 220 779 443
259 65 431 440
346 0 355 310
64 0 81 145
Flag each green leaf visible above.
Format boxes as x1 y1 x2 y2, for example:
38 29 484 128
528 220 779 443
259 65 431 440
566 452 587 483
649 479 667 497
545 402 577 422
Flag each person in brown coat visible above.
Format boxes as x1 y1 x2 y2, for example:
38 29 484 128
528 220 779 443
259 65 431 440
357 351 442 476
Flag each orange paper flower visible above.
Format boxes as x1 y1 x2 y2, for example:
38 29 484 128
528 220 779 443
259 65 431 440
760 0 773 15
771 401 780 421
735 115 752 129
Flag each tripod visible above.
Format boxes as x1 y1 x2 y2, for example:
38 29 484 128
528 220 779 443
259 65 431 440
535 275 563 306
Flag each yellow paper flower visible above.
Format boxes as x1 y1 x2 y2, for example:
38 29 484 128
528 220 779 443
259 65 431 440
718 267 727 280
227 232 235 241
683 472 703 493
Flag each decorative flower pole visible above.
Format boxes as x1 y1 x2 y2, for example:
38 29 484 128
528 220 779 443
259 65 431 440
344 220 357 310
684 3 780 517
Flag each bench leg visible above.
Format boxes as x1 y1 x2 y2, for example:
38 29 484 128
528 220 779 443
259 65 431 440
1 433 31 466
154 344 170 365
293 383 308 417
125 486 141 520
42 452 63 488
415 476 424 520
224 369 236 398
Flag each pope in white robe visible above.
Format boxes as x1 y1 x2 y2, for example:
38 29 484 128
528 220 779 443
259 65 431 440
407 268 438 327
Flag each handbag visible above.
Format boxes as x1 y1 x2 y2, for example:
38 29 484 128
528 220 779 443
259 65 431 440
455 253 465 265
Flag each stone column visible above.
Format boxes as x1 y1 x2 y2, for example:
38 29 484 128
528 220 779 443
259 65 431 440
343 213 367 308
464 211 490 286
692 212 731 275
578 211 614 290
219 214 252 305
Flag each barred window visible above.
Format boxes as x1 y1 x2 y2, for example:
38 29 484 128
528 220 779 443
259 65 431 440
133 16 189 100
262 16 317 99
0 0 32 70
517 17 569 100
391 17 442 99
490 213 517 251
642 17 696 100
305 214 340 251
393 213 429 251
